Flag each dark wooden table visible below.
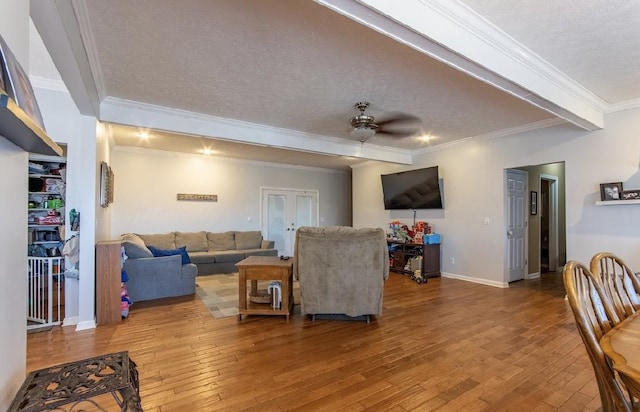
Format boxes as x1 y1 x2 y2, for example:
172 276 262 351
9 351 141 411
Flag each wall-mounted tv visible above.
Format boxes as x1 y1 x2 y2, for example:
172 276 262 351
381 166 443 210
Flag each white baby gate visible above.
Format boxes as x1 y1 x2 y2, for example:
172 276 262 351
27 257 63 330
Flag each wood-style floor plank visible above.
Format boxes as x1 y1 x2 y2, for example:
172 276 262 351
26 272 601 411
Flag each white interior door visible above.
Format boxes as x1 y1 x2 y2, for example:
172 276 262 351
506 169 527 282
262 189 318 256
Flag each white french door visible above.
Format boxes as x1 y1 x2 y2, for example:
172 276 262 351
261 188 318 256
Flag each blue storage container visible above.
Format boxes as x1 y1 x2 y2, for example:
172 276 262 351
423 233 441 244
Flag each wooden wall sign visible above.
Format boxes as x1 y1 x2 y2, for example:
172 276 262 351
176 193 218 201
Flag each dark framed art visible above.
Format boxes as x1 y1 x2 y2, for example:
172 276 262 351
600 182 623 201
0 34 46 131
530 191 537 215
622 190 640 200
100 161 114 207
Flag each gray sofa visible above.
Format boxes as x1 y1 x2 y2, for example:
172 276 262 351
121 231 278 275
121 231 277 298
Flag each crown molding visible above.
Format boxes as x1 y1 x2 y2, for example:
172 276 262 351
411 118 566 158
606 98 640 114
100 96 413 165
30 75 68 92
71 0 106 101
112 145 350 174
317 0 606 130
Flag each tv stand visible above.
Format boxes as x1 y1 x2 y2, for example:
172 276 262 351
388 241 441 280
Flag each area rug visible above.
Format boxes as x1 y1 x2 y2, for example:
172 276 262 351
196 273 301 319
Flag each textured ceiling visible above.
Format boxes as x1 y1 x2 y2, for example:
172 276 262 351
462 0 640 103
29 1 640 171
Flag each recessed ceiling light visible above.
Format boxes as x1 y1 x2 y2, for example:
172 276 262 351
137 130 150 140
418 134 434 142
200 148 217 156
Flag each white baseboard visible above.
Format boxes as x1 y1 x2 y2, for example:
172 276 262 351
441 272 509 288
62 316 79 326
75 320 96 331
526 272 541 279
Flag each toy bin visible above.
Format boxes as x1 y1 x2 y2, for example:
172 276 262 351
423 233 441 244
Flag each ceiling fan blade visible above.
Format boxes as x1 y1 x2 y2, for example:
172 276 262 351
375 128 420 138
375 113 420 128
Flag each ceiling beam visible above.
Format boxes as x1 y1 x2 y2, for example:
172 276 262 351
316 0 606 130
100 97 413 165
29 0 100 117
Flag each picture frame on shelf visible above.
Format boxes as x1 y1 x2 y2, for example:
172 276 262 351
599 182 624 201
0 34 46 131
530 191 537 215
621 190 640 200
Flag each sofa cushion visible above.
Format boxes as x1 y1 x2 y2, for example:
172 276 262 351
175 231 208 252
213 250 245 263
139 232 176 250
187 251 217 265
235 231 262 250
121 233 153 258
148 245 191 265
207 231 235 251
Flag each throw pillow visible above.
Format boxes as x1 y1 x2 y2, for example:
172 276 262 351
148 245 191 265
121 233 153 258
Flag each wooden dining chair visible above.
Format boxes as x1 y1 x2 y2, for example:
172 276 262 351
590 252 640 319
563 260 635 411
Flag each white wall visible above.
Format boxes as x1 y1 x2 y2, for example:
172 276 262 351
111 148 352 236
0 140 28 409
0 1 30 408
353 108 640 287
33 86 98 329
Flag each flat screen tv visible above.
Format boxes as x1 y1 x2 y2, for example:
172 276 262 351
381 166 443 210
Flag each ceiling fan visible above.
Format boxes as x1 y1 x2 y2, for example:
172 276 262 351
349 101 421 142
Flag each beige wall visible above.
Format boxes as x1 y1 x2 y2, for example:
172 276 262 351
353 108 640 287
110 148 352 237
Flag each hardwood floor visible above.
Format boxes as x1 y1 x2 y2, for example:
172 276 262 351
26 272 601 411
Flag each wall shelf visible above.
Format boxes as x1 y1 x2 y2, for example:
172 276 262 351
0 90 62 156
595 200 640 206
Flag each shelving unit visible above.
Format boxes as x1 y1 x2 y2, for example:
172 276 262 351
388 241 441 280
27 154 66 330
28 157 66 258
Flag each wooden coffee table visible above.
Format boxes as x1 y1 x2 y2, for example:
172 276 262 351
235 255 293 321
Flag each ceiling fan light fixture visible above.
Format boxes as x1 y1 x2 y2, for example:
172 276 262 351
350 127 376 142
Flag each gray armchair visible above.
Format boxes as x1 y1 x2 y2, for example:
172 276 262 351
293 226 389 321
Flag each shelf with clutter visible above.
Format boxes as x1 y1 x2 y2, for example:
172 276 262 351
387 220 441 283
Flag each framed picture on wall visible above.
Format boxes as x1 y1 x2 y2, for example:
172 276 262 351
599 182 623 201
621 190 640 200
0 34 46 131
530 191 537 215
100 161 114 207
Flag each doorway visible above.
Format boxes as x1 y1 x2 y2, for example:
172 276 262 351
539 174 559 273
261 188 319 256
505 162 565 285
